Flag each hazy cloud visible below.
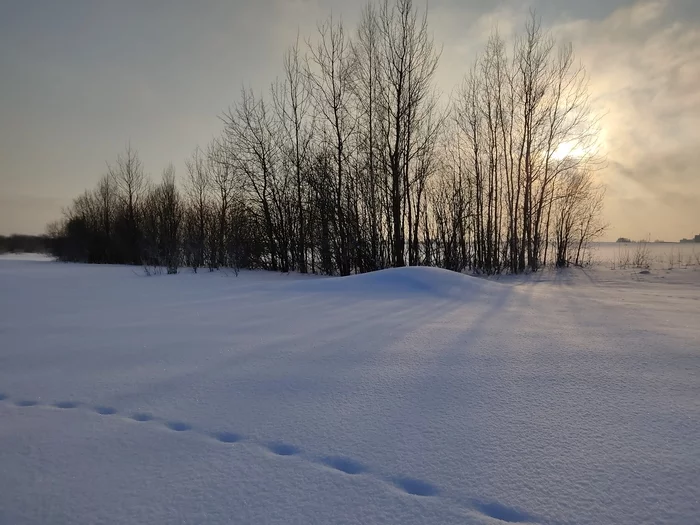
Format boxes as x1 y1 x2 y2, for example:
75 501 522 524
550 0 700 239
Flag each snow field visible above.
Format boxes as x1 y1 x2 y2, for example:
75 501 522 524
1 257 698 524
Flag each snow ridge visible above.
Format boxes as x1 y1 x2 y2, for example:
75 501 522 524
286 266 506 299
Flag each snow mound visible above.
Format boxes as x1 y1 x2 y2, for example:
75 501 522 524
288 266 502 299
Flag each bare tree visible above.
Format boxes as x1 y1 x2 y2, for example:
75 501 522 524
353 2 387 270
109 144 147 264
157 165 183 274
307 15 357 275
273 36 315 273
222 89 284 271
207 140 237 269
91 174 116 262
378 0 440 267
183 146 212 271
552 169 606 267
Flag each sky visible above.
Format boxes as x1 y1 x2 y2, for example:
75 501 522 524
1 0 698 241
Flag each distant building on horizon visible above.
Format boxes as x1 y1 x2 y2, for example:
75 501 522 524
679 234 700 243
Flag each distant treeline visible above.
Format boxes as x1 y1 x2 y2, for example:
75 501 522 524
46 1 606 275
0 235 50 255
618 237 700 244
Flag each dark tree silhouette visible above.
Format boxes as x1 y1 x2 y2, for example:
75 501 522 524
46 3 605 275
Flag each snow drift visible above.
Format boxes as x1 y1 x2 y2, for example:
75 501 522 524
286 265 505 299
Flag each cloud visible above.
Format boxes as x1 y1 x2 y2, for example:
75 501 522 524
549 0 700 239
434 0 700 240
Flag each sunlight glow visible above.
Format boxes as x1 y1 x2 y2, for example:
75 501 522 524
552 141 588 160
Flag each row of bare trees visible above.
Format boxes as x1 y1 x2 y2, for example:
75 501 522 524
446 19 606 273
48 1 606 275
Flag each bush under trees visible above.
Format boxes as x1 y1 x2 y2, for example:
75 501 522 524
47 1 606 275
0 235 50 254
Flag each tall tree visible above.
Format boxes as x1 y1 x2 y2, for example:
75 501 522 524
273 36 315 273
378 0 440 267
307 16 357 275
109 144 146 265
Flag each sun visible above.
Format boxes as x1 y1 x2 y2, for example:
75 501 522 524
551 141 589 161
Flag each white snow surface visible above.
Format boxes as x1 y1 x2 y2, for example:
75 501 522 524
0 259 698 525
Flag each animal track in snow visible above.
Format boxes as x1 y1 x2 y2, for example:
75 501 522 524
214 431 242 444
15 399 38 407
54 401 78 409
267 442 299 456
131 412 154 422
0 390 540 523
321 456 366 475
165 421 192 432
392 477 439 497
472 500 533 523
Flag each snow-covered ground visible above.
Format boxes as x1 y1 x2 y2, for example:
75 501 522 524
0 257 698 525
589 241 700 270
